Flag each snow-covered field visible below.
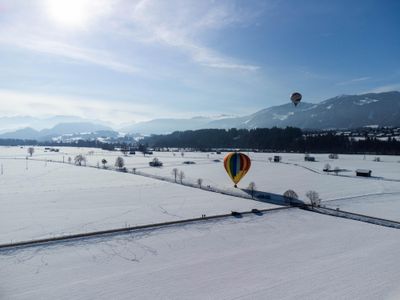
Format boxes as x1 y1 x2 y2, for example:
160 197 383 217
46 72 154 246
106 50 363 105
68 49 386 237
325 193 400 222
2 146 400 299
2 209 400 300
0 157 275 243
2 146 400 223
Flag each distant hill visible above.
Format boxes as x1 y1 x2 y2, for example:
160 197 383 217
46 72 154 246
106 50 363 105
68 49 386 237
0 122 115 141
212 91 400 130
0 115 112 133
119 117 221 135
123 91 400 133
1 91 400 138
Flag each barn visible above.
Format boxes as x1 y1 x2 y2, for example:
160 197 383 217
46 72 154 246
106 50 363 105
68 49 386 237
356 169 372 177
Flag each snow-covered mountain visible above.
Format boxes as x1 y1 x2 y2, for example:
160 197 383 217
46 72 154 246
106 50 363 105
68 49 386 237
1 91 399 138
125 91 400 133
0 122 115 141
119 116 232 135
0 115 113 133
221 91 400 130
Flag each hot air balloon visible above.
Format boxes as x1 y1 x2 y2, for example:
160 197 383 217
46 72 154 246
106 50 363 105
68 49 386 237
290 92 302 106
224 152 251 188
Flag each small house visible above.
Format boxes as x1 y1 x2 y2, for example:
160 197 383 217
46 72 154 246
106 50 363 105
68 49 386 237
304 156 316 162
356 169 372 177
149 158 163 167
273 155 281 162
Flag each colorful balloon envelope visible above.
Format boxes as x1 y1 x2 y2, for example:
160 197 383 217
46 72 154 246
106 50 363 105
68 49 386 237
290 92 302 106
224 152 251 187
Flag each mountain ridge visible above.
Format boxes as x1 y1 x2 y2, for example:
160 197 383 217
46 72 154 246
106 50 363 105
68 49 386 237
0 91 399 139
125 91 400 133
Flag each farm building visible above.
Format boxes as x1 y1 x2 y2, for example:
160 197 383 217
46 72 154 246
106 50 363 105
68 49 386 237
356 169 372 177
149 158 163 167
304 156 316 162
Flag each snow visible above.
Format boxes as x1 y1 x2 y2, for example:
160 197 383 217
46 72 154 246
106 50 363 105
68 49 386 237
0 155 276 243
2 147 400 225
1 209 400 300
354 98 379 106
272 112 294 121
2 146 400 298
300 104 318 111
325 193 400 222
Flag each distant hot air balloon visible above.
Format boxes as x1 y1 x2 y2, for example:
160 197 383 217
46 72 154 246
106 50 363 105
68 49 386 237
224 152 251 188
290 92 302 106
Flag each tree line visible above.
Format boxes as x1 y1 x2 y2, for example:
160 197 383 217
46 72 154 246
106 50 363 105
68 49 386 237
143 127 303 150
142 128 400 155
2 127 400 154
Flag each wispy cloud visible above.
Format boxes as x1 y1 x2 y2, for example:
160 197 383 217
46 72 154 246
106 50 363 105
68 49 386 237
0 89 163 125
336 76 371 86
129 0 261 71
0 29 138 74
0 0 262 74
367 83 400 93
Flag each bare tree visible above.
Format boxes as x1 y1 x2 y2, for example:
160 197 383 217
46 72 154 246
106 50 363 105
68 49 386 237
138 144 148 156
306 190 321 207
101 159 107 168
323 163 331 173
268 157 272 162
172 168 178 182
132 167 136 174
181 152 185 157
115 156 125 169
67 157 72 164
283 190 298 205
248 182 256 198
121 148 129 156
178 170 185 184
197 178 203 188
74 154 86 166
27 147 34 157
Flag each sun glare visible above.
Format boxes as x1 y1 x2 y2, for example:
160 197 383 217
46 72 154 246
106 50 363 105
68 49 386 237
46 0 90 28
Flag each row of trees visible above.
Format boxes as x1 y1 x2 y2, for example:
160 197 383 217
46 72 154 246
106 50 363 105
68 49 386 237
69 154 319 206
143 127 303 150
71 155 126 170
143 128 400 154
283 189 321 207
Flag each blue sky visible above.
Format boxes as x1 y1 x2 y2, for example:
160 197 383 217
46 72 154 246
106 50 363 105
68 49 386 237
0 0 399 126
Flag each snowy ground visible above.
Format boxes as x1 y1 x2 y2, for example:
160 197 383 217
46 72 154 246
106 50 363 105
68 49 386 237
325 193 400 222
2 146 400 299
0 158 275 243
2 146 400 226
1 209 400 300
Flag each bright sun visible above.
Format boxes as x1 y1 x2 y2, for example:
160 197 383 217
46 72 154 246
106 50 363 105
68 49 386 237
46 0 90 28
